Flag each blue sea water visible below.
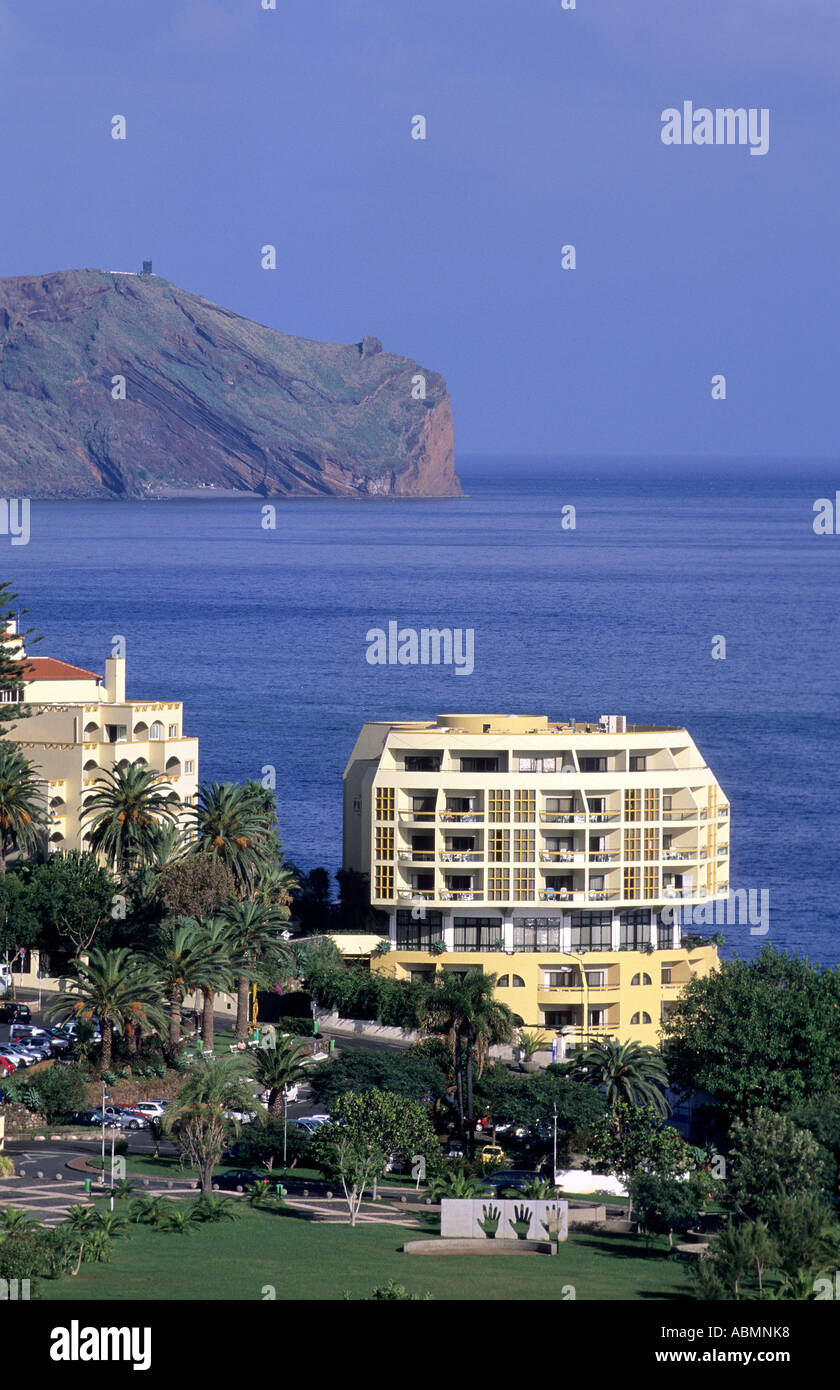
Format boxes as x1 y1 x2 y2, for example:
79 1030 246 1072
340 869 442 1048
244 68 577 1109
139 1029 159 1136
10 456 840 967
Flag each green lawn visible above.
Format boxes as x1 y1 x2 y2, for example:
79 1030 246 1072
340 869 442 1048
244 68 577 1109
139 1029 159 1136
36 1203 693 1302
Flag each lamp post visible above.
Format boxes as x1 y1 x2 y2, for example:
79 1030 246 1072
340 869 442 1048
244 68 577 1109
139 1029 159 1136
552 1101 558 1185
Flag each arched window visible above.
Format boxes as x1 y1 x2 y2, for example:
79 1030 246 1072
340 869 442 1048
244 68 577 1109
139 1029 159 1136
512 975 525 987
134 721 149 738
630 972 652 986
83 760 98 772
150 721 164 740
497 975 509 988
630 1011 652 1026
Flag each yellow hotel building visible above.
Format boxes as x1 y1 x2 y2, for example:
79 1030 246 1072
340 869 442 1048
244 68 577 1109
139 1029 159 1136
343 713 729 1052
3 622 199 854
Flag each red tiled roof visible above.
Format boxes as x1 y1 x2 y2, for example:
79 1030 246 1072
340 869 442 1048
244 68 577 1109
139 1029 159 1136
23 658 101 682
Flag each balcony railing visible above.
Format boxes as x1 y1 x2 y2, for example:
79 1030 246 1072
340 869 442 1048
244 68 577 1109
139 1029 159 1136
717 845 729 856
398 811 436 823
662 851 695 861
540 812 587 824
588 812 621 823
662 811 700 821
440 890 480 901
540 851 583 863
587 852 620 863
398 850 434 862
397 890 434 902
440 811 483 823
439 851 482 862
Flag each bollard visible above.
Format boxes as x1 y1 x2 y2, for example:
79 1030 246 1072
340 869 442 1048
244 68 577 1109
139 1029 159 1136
303 1189 309 1198
36 1171 44 1180
143 1178 150 1188
85 1179 91 1195
54 1173 62 1181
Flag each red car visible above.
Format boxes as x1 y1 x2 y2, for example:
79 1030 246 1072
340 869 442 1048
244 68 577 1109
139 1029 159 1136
0 1055 16 1075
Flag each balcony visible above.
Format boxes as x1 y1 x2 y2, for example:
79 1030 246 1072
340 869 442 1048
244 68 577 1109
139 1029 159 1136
539 889 585 902
398 850 434 863
439 851 483 863
540 851 583 863
588 812 621 824
398 810 436 824
540 812 587 824
397 889 434 902
662 810 701 822
440 811 483 824
717 845 729 856
588 852 620 863
662 851 695 861
440 890 480 902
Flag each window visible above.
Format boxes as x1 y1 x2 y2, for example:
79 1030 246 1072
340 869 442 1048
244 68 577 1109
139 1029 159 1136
487 868 510 900
405 756 441 772
624 789 641 822
657 912 675 949
376 787 395 821
452 917 503 951
543 1011 574 1028
460 757 499 773
644 788 660 820
544 970 575 988
585 969 606 988
514 919 564 951
512 975 525 987
513 829 535 861
149 721 164 740
623 866 640 899
644 866 660 899
579 757 607 773
396 910 443 951
488 789 510 822
619 909 649 948
630 972 652 986
375 827 394 859
589 874 605 892
104 724 127 742
185 760 194 774
0 688 22 703
661 965 673 984
568 911 612 951
663 794 673 812
630 1012 652 1025
374 866 393 898
168 724 178 738
498 975 509 987
630 755 647 772
644 828 659 860
513 868 535 901
514 789 536 822
518 756 556 772
489 830 509 861
624 829 641 861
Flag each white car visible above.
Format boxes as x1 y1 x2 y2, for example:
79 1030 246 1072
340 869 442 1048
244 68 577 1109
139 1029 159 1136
125 1101 167 1119
223 1107 259 1125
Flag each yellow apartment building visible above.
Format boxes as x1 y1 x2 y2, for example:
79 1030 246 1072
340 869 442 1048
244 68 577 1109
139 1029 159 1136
343 713 729 1052
3 621 199 854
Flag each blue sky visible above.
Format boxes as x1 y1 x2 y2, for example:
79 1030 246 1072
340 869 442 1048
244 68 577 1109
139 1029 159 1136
0 0 837 456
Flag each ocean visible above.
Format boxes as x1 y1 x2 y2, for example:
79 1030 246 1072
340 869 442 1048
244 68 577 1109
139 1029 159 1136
10 456 840 967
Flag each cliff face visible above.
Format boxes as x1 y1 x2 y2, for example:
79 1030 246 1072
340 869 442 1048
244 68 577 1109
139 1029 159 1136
0 269 460 499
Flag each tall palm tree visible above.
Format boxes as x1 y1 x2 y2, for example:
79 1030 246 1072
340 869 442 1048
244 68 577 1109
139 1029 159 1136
252 860 299 911
251 1039 310 1165
191 917 237 1053
46 947 165 1073
419 969 515 1155
189 782 273 891
0 743 46 876
150 919 221 1054
80 762 179 877
219 900 293 1041
164 1054 256 1195
571 1038 671 1118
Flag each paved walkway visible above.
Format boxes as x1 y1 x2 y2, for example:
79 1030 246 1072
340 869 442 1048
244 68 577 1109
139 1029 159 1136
0 1172 95 1228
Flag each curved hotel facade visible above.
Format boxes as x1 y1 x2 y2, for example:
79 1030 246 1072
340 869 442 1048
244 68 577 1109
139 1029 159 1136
343 713 729 1051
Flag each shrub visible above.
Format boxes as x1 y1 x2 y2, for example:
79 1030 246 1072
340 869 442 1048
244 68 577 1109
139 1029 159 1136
0 1155 14 1177
276 1017 318 1038
0 1226 80 1282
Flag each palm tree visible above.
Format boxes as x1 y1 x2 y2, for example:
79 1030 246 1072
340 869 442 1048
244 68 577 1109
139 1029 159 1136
189 782 273 890
419 969 515 1155
46 947 166 1073
571 1038 671 1118
165 1054 256 1194
251 1039 310 1166
191 916 237 1053
149 919 221 1054
0 743 46 876
220 900 294 1041
253 860 299 910
80 762 179 876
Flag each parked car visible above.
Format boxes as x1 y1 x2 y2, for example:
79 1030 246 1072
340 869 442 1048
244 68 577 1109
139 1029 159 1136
293 1115 329 1134
0 1003 31 1024
481 1168 541 1193
0 1055 16 1075
223 1107 259 1125
214 1168 271 1191
124 1101 167 1119
480 1144 506 1168
66 1110 103 1127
